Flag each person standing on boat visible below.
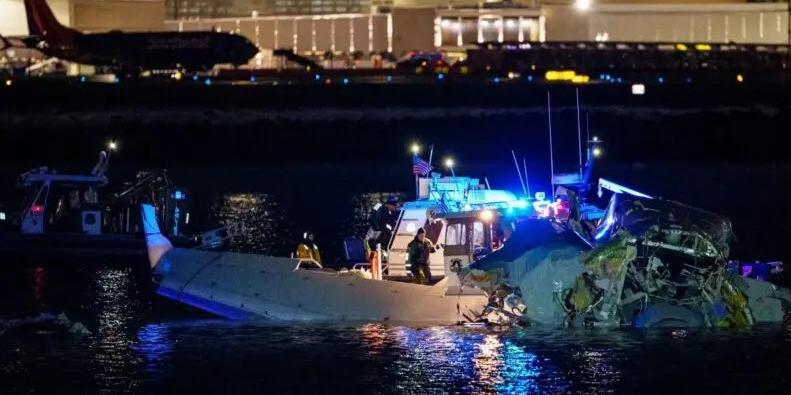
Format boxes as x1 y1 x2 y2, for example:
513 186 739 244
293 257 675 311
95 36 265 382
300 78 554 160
295 231 322 264
407 228 436 285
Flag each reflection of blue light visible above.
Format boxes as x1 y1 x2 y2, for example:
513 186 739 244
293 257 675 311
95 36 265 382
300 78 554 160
174 190 186 200
132 323 173 374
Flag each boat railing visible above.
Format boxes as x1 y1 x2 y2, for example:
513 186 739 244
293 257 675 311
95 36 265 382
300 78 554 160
294 258 323 271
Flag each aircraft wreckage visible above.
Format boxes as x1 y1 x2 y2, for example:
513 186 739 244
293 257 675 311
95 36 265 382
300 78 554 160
459 182 791 328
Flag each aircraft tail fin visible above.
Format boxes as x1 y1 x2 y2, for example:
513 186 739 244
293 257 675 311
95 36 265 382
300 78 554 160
141 204 174 269
24 0 77 45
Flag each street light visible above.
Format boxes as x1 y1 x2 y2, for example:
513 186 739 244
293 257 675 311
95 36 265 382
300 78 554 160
444 157 456 177
574 0 592 12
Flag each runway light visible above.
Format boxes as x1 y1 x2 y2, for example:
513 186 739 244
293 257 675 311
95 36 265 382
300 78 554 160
479 210 494 222
736 74 744 83
593 147 603 158
631 83 646 95
411 144 420 155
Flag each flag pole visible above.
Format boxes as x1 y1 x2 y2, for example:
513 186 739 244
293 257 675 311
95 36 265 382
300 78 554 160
413 154 419 199
428 144 434 167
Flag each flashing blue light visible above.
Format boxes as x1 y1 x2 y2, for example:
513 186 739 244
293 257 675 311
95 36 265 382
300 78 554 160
493 77 500 83
509 199 529 209
437 73 445 80
386 75 392 82
204 78 212 86
342 77 349 84
314 74 320 81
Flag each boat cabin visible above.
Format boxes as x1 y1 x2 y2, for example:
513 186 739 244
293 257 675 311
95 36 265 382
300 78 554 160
17 168 108 235
385 174 533 286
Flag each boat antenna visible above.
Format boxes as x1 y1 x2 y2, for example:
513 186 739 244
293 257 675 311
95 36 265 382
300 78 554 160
523 157 531 198
576 87 583 178
511 150 527 196
547 91 555 200
484 176 491 189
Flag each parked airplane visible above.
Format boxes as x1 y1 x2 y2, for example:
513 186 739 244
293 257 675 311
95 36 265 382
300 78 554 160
22 0 259 71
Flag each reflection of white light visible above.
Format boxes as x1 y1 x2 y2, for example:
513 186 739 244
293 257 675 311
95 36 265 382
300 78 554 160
593 147 603 157
411 143 420 154
506 19 516 29
494 20 503 28
441 19 451 28
453 22 462 31
480 20 490 27
631 83 646 95
574 0 592 11
479 210 494 222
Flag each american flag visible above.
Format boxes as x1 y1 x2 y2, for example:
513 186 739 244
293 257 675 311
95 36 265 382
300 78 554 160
412 155 432 176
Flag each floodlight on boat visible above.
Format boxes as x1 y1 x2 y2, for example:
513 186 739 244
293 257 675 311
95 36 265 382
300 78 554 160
108 140 118 151
479 210 494 222
444 158 454 168
593 147 603 158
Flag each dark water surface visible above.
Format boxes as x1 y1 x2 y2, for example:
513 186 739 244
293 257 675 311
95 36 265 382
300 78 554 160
1 261 790 394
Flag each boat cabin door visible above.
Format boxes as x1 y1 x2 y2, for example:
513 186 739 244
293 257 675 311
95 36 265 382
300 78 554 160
442 216 494 287
21 180 50 234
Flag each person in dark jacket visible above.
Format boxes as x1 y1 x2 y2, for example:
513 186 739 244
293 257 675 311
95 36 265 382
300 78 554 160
407 227 436 284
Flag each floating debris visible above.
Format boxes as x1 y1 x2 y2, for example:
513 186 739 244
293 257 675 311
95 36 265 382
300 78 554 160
460 193 791 328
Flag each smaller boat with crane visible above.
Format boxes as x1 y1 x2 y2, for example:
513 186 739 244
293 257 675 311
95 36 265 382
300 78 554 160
0 142 193 258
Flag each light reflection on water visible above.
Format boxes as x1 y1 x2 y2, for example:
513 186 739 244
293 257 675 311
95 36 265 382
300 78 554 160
210 193 290 255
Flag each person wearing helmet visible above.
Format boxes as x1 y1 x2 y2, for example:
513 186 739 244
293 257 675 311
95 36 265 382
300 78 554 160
407 227 436 285
295 231 322 264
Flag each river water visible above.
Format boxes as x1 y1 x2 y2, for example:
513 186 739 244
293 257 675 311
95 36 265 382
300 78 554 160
1 260 790 394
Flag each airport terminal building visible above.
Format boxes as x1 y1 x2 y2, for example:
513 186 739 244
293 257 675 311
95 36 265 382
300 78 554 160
1 0 789 57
